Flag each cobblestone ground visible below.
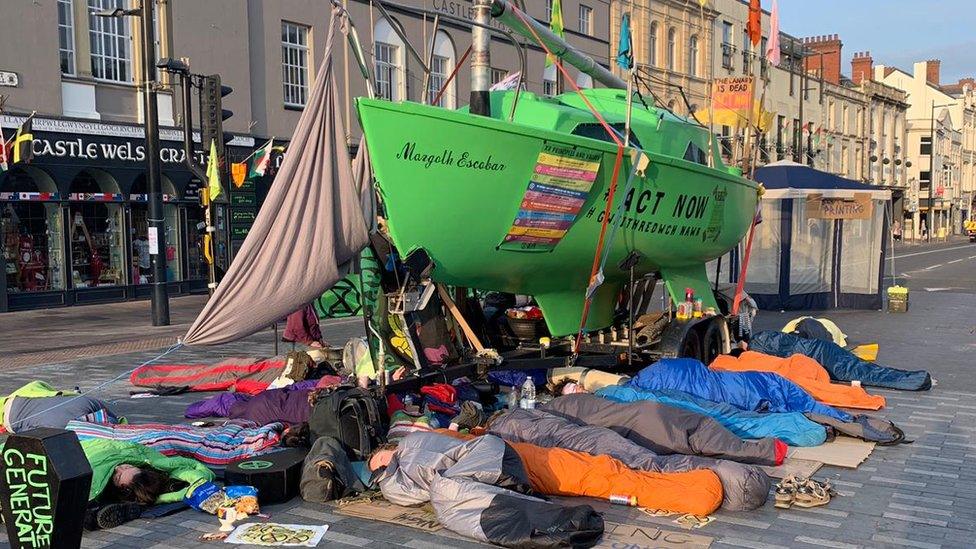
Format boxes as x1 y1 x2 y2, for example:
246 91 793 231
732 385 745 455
2 291 975 548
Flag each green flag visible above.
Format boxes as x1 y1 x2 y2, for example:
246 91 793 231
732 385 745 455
206 139 222 201
546 0 564 67
248 138 274 179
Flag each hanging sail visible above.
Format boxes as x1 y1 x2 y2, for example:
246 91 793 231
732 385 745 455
183 10 369 346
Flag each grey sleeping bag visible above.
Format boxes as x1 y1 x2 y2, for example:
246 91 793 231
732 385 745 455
542 393 781 465
489 408 770 511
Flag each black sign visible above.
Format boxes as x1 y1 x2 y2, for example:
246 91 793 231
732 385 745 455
231 194 256 206
231 210 256 223
231 225 251 238
0 429 93 549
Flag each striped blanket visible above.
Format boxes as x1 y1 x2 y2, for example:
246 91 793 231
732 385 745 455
129 358 287 395
67 420 285 466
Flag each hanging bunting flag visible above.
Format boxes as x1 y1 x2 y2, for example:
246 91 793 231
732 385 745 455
12 117 34 165
248 138 274 179
231 162 248 187
206 139 223 201
747 0 762 47
616 13 634 71
546 0 565 68
766 0 781 66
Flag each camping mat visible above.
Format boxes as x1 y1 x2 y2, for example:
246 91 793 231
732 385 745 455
552 495 714 548
787 436 876 468
760 457 823 479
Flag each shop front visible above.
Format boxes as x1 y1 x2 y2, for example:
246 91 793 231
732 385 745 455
0 116 260 312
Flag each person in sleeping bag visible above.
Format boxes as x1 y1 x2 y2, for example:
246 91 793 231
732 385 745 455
0 381 122 433
79 438 213 531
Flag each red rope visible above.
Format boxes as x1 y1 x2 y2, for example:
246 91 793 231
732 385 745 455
433 45 473 106
507 5 627 352
731 206 760 315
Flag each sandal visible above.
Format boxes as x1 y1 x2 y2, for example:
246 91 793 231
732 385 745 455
794 478 832 508
774 474 801 509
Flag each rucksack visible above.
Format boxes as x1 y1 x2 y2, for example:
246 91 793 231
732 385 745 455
308 387 386 461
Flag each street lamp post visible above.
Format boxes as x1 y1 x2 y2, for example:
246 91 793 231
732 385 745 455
928 101 954 242
96 2 169 325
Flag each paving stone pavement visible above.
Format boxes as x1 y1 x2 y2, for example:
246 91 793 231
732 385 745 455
2 291 975 548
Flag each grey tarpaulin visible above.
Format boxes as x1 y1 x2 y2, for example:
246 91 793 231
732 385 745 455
184 9 369 346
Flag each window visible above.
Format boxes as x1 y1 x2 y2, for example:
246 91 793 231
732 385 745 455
543 63 557 96
721 22 734 69
841 145 849 174
374 18 405 102
428 31 456 108
648 22 658 66
720 125 733 159
920 136 932 155
688 36 698 77
842 105 849 133
281 22 310 107
546 0 553 21
742 30 751 73
828 100 835 129
760 134 770 163
578 5 592 34
572 123 642 149
776 115 786 160
920 170 931 186
760 37 768 78
491 67 507 85
667 28 676 70
684 142 708 165
58 0 75 75
88 0 131 82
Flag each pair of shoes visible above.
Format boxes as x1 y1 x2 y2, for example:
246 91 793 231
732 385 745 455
774 475 834 509
95 503 143 530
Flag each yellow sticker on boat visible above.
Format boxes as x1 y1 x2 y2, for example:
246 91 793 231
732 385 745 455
507 226 568 239
537 152 602 173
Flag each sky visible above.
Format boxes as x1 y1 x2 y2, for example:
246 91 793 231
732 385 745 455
774 0 975 84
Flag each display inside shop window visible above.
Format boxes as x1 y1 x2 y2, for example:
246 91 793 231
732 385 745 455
130 204 183 283
186 206 207 281
2 202 65 292
69 204 125 287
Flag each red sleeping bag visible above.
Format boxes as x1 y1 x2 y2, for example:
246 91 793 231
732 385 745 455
130 358 286 395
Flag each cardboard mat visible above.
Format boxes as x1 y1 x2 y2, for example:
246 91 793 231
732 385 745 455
334 499 442 532
786 436 876 468
760 457 823 479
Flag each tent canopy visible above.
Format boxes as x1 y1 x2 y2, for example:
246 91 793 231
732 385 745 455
756 161 891 200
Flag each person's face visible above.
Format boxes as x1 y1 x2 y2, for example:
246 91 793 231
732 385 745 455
112 464 140 488
368 449 395 472
561 382 586 395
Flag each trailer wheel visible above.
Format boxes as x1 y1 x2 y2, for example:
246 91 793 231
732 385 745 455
678 330 703 362
701 320 724 365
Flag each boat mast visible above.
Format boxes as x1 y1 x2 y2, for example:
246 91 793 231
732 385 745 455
489 0 627 90
471 0 493 116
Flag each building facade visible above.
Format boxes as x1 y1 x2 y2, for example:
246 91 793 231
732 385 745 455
0 0 611 311
876 60 976 237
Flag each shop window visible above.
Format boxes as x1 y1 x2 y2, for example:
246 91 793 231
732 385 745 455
2 167 66 294
185 205 207 281
68 170 124 288
130 174 181 283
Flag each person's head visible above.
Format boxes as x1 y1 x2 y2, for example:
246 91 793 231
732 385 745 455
367 443 399 473
549 380 588 396
110 464 169 505
282 422 310 448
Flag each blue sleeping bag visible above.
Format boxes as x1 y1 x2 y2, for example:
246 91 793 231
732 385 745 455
750 331 932 391
628 358 852 422
596 385 827 447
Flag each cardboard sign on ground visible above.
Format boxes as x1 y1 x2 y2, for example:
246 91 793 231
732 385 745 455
597 520 713 548
760 457 824 479
334 499 442 532
787 436 876 468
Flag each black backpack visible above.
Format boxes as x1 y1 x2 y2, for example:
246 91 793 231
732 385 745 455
308 387 386 460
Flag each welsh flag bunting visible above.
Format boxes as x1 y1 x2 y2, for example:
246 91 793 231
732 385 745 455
248 138 274 179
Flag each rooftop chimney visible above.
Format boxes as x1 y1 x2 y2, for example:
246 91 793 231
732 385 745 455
800 34 843 85
851 51 873 85
926 59 941 86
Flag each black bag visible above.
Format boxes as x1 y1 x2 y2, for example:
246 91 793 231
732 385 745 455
308 387 386 461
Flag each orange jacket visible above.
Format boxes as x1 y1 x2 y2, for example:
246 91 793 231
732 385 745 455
711 351 885 410
436 429 722 516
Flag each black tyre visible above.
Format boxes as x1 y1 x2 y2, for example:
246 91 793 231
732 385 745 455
701 320 725 365
678 330 704 362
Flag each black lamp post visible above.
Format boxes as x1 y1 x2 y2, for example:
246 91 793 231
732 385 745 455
95 1 169 325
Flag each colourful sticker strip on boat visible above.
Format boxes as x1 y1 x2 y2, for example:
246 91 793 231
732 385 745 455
500 143 602 251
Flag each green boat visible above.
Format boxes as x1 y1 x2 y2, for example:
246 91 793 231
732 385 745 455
357 88 759 337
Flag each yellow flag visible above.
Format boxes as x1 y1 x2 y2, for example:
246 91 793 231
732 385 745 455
206 139 222 200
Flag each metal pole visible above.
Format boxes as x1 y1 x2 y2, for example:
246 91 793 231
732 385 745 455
797 65 805 163
179 73 217 293
471 0 492 116
141 0 170 326
928 100 935 242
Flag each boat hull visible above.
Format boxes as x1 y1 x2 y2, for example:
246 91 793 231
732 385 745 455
358 98 758 336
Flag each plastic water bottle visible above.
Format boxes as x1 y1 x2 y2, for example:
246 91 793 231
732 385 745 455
520 378 536 409
508 386 520 410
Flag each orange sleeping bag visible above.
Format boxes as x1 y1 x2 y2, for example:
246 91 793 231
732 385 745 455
711 351 885 410
437 430 723 516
